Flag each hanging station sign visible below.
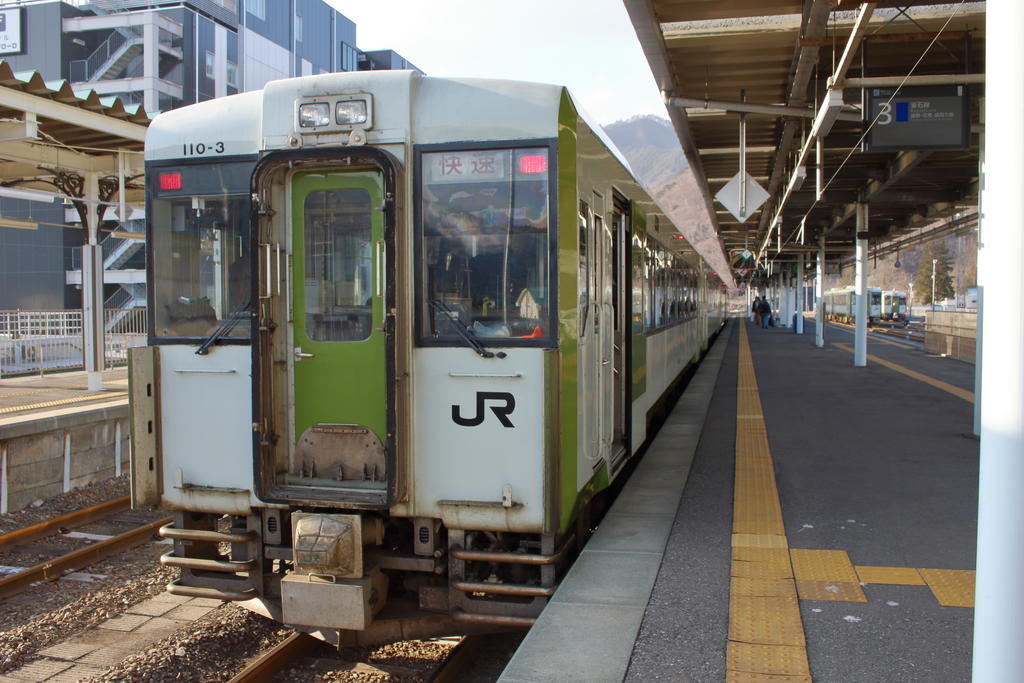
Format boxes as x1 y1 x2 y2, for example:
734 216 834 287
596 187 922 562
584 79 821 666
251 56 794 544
865 85 970 152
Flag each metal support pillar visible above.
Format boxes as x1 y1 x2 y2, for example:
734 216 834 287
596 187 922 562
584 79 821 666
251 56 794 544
796 253 805 334
853 202 868 366
816 236 825 347
974 5 1024 677
82 172 104 391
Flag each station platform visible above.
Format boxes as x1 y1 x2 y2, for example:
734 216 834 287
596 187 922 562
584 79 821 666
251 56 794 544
501 316 977 682
0 369 130 513
0 368 128 419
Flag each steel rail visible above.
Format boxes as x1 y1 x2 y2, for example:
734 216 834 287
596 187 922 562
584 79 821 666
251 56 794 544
0 495 131 551
0 516 172 600
428 636 473 683
227 631 321 683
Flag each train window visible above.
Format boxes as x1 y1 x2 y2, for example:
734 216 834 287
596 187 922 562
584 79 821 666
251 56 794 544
419 146 552 343
302 189 373 342
150 160 255 340
578 201 590 338
631 230 645 335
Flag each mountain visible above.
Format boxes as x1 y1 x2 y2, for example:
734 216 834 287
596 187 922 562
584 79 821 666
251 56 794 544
603 116 732 282
604 116 687 187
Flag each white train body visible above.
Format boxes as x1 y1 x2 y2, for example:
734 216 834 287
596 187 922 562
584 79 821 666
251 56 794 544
131 71 725 642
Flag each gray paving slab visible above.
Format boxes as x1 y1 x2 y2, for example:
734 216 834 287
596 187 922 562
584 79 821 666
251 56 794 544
551 550 663 607
500 602 647 683
584 513 674 555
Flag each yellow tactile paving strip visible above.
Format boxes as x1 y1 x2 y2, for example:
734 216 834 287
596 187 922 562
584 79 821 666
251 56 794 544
790 549 867 603
729 323 810 678
832 342 974 403
0 391 128 415
0 387 63 399
919 569 976 607
855 566 926 586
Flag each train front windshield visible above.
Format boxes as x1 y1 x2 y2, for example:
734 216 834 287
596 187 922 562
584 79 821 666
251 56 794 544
149 161 255 340
418 146 553 343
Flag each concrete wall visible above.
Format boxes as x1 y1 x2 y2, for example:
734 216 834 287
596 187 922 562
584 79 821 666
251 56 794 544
0 403 129 513
925 310 977 363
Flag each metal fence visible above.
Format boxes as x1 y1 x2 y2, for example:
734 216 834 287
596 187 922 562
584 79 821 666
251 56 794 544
0 309 147 377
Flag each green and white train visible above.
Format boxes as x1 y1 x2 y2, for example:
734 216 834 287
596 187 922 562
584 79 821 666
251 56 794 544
824 286 882 325
130 70 725 643
881 290 909 321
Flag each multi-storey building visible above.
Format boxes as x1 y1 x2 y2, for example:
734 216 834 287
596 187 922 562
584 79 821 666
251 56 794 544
0 0 417 310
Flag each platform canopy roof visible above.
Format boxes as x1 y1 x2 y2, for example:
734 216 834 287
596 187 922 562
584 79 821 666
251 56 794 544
624 1 985 283
0 61 151 229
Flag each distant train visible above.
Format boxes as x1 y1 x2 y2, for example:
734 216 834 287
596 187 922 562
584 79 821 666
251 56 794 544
881 290 908 321
823 286 882 324
130 70 726 645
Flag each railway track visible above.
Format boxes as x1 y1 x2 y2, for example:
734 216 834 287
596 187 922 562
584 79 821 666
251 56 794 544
828 319 924 344
228 631 523 682
0 496 171 600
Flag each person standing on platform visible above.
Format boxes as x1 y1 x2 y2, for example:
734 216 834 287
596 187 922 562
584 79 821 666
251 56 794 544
758 297 772 328
751 297 761 326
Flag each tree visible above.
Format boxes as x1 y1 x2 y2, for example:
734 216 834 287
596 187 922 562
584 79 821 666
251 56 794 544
913 239 955 304
963 263 978 291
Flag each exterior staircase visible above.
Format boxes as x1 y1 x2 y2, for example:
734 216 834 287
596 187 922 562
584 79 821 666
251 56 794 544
69 28 143 83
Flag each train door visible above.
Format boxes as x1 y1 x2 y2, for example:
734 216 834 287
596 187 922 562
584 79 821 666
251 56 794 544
609 193 630 471
286 169 392 505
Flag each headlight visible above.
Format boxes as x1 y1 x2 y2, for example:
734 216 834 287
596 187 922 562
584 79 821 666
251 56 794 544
336 100 368 125
298 102 330 128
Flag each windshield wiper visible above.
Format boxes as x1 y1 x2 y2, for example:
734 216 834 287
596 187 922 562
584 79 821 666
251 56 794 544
429 299 506 359
196 301 252 355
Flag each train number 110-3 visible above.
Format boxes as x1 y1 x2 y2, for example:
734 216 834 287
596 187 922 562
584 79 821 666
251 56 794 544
183 141 226 156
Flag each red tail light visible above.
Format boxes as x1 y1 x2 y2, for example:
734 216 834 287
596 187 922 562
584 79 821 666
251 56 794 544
518 155 547 174
159 172 183 190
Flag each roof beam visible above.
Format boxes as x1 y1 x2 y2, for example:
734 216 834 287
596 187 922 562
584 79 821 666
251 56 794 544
830 3 877 88
841 73 985 88
0 86 147 143
0 140 142 174
826 149 932 233
669 96 863 121
661 3 986 40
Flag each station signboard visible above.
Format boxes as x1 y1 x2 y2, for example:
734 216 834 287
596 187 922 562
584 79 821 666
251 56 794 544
0 8 24 56
865 85 970 151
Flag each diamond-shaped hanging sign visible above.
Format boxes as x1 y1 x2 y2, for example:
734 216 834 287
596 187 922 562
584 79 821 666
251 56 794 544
715 172 769 224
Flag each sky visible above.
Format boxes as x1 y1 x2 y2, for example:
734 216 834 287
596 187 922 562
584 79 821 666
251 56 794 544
328 0 667 126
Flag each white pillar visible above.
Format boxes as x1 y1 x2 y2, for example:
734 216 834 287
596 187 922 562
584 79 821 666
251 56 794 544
973 98 985 438
974 5 1024 678
796 253 805 334
853 202 868 366
787 271 795 327
777 271 783 324
142 13 160 112
816 235 825 348
82 172 104 391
